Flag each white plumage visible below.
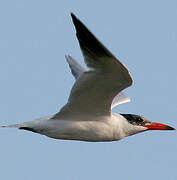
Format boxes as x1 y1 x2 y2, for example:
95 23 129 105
2 13 174 142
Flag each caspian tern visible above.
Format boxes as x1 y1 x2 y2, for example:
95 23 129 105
2 13 175 142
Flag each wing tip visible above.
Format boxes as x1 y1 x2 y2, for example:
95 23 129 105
65 55 70 63
65 55 77 66
71 12 79 26
70 12 88 35
71 12 76 19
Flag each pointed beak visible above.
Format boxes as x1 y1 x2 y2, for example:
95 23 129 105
144 122 175 130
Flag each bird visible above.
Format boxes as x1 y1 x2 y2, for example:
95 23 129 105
1 13 175 142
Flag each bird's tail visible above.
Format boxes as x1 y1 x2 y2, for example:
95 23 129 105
1 122 39 133
1 123 25 128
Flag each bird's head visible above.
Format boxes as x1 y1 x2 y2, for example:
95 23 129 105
120 114 175 137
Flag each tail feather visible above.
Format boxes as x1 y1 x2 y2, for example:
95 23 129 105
19 127 37 133
1 123 37 133
1 123 25 128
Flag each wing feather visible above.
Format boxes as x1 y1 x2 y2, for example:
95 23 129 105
54 14 132 120
66 55 131 109
65 55 85 79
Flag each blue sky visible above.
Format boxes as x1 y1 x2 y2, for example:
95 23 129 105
0 0 177 179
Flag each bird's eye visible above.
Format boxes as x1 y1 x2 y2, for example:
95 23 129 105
137 118 142 122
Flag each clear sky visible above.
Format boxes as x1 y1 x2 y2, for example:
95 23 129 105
0 0 177 180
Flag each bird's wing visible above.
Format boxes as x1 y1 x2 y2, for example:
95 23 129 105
111 92 131 109
66 55 131 109
65 55 85 79
53 13 133 120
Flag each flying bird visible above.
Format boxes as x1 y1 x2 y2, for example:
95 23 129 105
2 13 175 142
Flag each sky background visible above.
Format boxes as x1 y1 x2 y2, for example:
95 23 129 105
0 0 177 180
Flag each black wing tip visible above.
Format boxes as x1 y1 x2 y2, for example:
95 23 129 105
70 12 116 61
71 12 79 25
70 12 76 19
70 12 84 31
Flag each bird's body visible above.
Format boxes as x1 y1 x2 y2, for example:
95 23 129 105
1 13 175 142
17 113 146 142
